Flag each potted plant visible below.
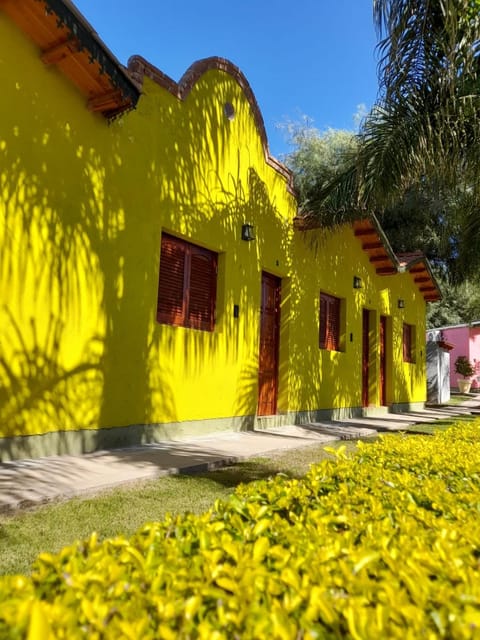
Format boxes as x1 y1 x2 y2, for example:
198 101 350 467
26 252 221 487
454 355 475 393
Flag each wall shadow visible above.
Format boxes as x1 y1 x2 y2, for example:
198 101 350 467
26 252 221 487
0 31 298 458
1 15 429 467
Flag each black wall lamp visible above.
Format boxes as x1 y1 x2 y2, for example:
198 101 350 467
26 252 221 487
241 223 255 241
398 298 405 309
353 276 362 289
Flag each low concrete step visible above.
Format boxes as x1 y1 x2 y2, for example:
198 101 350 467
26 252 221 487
361 406 391 418
302 422 378 440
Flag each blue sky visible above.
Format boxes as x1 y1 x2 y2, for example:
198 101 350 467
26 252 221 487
74 0 379 158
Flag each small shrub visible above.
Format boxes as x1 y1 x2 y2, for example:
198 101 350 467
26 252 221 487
454 355 475 379
2 423 480 638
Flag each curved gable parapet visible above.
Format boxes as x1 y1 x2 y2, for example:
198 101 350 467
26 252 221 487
127 55 295 194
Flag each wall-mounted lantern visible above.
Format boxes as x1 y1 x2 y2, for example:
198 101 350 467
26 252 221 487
241 223 255 241
398 298 405 309
353 276 362 289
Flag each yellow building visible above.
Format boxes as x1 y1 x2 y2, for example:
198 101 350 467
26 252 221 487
0 0 440 460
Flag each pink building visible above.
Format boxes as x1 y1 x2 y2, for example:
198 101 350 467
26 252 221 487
427 323 480 389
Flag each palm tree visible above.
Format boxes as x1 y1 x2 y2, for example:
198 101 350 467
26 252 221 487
371 0 480 192
306 0 480 272
374 1 480 99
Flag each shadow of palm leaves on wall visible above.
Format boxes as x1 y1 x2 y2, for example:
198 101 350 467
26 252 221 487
0 309 103 437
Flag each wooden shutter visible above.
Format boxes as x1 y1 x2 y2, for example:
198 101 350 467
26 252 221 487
157 233 217 331
327 297 340 351
319 295 327 349
187 248 217 331
320 293 340 351
157 235 186 326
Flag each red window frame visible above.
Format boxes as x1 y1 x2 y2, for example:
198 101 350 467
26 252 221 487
319 292 341 351
403 323 414 362
157 234 217 331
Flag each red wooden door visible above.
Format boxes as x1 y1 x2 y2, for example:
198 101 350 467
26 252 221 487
258 273 281 416
362 309 370 407
380 315 387 405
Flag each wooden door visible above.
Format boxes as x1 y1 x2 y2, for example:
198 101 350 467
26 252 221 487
362 309 370 407
258 272 281 416
380 315 387 405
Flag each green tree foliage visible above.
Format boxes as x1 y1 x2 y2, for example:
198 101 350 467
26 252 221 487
282 121 480 328
280 120 361 226
368 0 480 272
376 183 466 279
284 2 480 326
290 2 480 233
282 121 457 272
371 0 480 188
427 278 480 327
281 121 357 200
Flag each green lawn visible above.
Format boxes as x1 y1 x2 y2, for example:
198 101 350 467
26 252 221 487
0 413 474 576
0 440 357 576
444 393 478 406
405 412 476 435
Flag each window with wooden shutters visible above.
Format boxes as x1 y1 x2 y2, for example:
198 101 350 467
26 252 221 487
403 323 414 362
157 234 217 331
319 293 341 351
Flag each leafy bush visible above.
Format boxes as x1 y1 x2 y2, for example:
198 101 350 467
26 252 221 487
454 355 475 379
2 423 480 639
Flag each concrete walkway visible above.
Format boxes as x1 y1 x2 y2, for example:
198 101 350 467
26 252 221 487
1 399 479 513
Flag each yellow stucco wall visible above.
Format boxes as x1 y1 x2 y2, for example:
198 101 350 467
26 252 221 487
288 228 427 413
0 13 427 448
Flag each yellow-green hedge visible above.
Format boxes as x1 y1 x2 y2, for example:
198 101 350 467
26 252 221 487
2 422 480 639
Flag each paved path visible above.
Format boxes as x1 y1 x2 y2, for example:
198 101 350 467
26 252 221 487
0 400 479 513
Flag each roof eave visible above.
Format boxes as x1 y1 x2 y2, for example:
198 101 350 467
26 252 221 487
45 0 140 116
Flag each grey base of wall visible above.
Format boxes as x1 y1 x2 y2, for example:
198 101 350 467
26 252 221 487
0 403 425 462
390 402 425 414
